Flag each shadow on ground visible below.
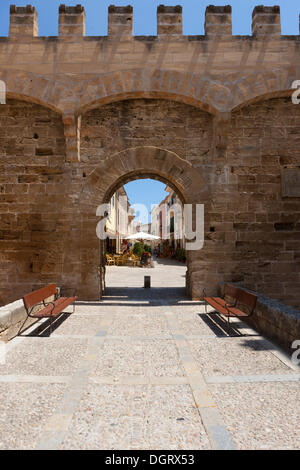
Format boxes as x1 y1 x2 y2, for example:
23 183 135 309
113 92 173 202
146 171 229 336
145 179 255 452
19 313 72 338
77 286 203 307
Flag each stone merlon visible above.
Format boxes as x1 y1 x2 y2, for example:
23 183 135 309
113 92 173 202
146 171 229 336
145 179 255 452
157 4 182 36
108 4 133 38
252 5 281 36
9 4 38 37
205 5 232 36
4 4 298 39
59 3 86 37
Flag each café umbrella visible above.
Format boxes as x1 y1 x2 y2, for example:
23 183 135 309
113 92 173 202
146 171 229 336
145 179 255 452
124 231 160 241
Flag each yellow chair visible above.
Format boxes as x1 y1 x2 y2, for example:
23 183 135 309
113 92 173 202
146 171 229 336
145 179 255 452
106 254 115 265
116 254 128 266
130 254 140 267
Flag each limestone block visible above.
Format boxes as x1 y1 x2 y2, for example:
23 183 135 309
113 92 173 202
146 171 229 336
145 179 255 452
59 4 86 37
108 5 133 39
9 5 38 38
157 5 182 37
205 5 232 37
252 6 281 37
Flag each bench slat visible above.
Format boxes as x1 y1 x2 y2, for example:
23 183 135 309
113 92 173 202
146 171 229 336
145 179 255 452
204 297 231 316
30 296 77 318
23 284 57 311
236 289 257 311
204 284 257 320
227 306 249 317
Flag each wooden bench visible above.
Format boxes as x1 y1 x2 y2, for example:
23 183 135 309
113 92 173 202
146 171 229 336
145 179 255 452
23 284 77 335
203 284 257 333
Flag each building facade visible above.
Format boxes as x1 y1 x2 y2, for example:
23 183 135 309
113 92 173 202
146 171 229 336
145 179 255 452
151 187 184 257
105 186 130 254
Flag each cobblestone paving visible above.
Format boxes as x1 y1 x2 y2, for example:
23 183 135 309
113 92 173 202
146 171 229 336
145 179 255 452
0 259 299 450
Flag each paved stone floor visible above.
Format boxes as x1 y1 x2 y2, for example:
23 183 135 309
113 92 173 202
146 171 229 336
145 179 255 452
0 259 299 450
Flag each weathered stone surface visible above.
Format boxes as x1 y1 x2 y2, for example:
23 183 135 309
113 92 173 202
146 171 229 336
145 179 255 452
252 6 281 36
108 5 133 38
157 6 182 36
282 168 300 198
205 5 232 37
9 5 38 37
0 5 299 309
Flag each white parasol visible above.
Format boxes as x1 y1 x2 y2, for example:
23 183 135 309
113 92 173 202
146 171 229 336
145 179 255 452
124 231 160 241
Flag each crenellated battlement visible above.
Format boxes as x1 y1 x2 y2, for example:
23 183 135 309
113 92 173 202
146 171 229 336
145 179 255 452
9 4 38 38
59 4 86 37
59 4 85 14
2 3 300 118
108 5 133 39
252 5 281 36
157 5 182 37
5 4 300 40
205 5 232 37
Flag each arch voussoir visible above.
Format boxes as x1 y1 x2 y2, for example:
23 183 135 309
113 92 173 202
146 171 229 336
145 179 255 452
231 68 300 111
2 67 300 118
81 146 207 207
168 70 185 95
118 149 139 173
77 69 230 115
1 69 69 114
150 69 163 91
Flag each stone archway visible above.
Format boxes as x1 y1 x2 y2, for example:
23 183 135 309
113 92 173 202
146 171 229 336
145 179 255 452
228 67 300 111
76 146 210 300
82 146 208 204
2 67 299 118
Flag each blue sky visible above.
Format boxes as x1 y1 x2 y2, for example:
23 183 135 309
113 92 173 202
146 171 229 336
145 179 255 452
124 179 167 224
0 0 300 35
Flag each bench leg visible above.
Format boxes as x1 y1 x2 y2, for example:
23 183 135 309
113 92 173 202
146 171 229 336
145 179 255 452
49 316 53 335
18 315 30 336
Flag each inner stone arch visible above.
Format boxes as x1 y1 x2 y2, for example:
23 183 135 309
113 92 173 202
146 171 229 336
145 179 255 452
82 146 206 206
77 145 209 301
100 171 189 295
103 170 186 206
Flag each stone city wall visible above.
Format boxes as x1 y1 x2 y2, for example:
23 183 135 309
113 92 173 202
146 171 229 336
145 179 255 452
0 4 299 310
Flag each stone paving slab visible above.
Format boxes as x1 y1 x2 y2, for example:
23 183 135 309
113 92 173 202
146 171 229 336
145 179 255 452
51 314 106 337
71 304 112 317
0 337 88 376
91 338 185 378
89 376 189 385
0 375 70 384
172 311 219 337
0 383 67 450
106 311 171 338
206 374 300 384
187 336 292 377
61 384 210 450
209 382 300 450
